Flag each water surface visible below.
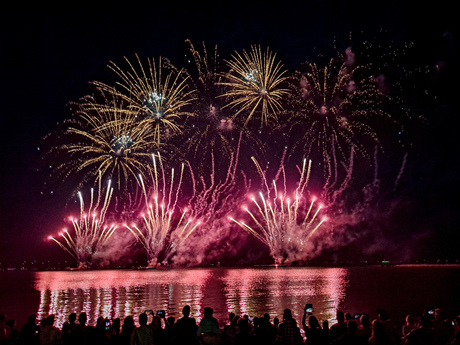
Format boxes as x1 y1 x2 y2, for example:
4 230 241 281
1 265 459 329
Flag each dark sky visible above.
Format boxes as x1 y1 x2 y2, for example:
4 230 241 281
1 2 458 266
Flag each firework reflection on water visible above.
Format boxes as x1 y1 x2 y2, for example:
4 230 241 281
34 267 347 328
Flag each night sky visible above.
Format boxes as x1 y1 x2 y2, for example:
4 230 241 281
1 2 458 267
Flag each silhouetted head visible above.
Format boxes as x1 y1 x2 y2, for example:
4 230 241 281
112 318 121 332
377 309 389 321
79 313 87 325
139 313 147 326
361 313 371 328
283 309 292 321
420 315 432 328
372 320 386 337
405 315 415 325
232 314 240 326
182 305 191 317
348 320 358 333
97 316 104 326
151 316 161 329
337 310 345 323
204 307 213 317
46 315 55 326
309 315 320 329
123 316 134 330
27 314 36 325
238 318 249 332
69 313 76 324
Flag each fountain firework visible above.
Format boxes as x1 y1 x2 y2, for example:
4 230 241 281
230 158 327 265
48 178 116 268
124 153 200 267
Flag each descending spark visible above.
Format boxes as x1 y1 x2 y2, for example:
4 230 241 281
48 178 116 268
230 158 327 265
286 48 389 184
168 133 249 266
124 153 199 267
219 45 289 127
92 54 197 146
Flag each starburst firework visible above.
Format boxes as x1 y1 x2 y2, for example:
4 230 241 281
219 45 289 127
285 49 390 183
49 94 156 191
93 54 197 146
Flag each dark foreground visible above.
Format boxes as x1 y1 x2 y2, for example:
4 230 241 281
1 305 459 345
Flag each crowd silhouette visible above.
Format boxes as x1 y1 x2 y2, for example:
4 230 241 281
0 306 459 345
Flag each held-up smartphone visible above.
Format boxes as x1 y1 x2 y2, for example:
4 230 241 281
354 314 361 319
145 309 154 315
304 304 313 313
156 310 166 318
105 320 111 331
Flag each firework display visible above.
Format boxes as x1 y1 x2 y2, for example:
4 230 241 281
44 38 418 267
48 178 116 268
219 45 289 127
124 154 200 267
92 55 197 146
285 49 390 182
44 94 156 191
230 158 327 265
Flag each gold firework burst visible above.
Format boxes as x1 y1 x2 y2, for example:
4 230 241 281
219 45 289 127
93 54 197 145
51 94 157 190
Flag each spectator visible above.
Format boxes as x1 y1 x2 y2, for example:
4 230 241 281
0 314 10 345
333 320 367 345
405 315 436 345
19 314 39 345
5 319 20 345
175 305 198 345
197 307 221 345
119 316 135 345
402 315 418 338
254 313 277 345
277 309 302 345
369 319 394 345
131 313 153 345
303 314 328 345
38 315 61 345
329 311 347 343
358 314 372 341
233 318 256 345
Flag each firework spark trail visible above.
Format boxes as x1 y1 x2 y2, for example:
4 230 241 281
187 131 243 220
49 178 116 268
219 45 289 127
92 54 197 146
124 153 199 267
286 49 389 186
166 133 250 266
230 158 327 265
